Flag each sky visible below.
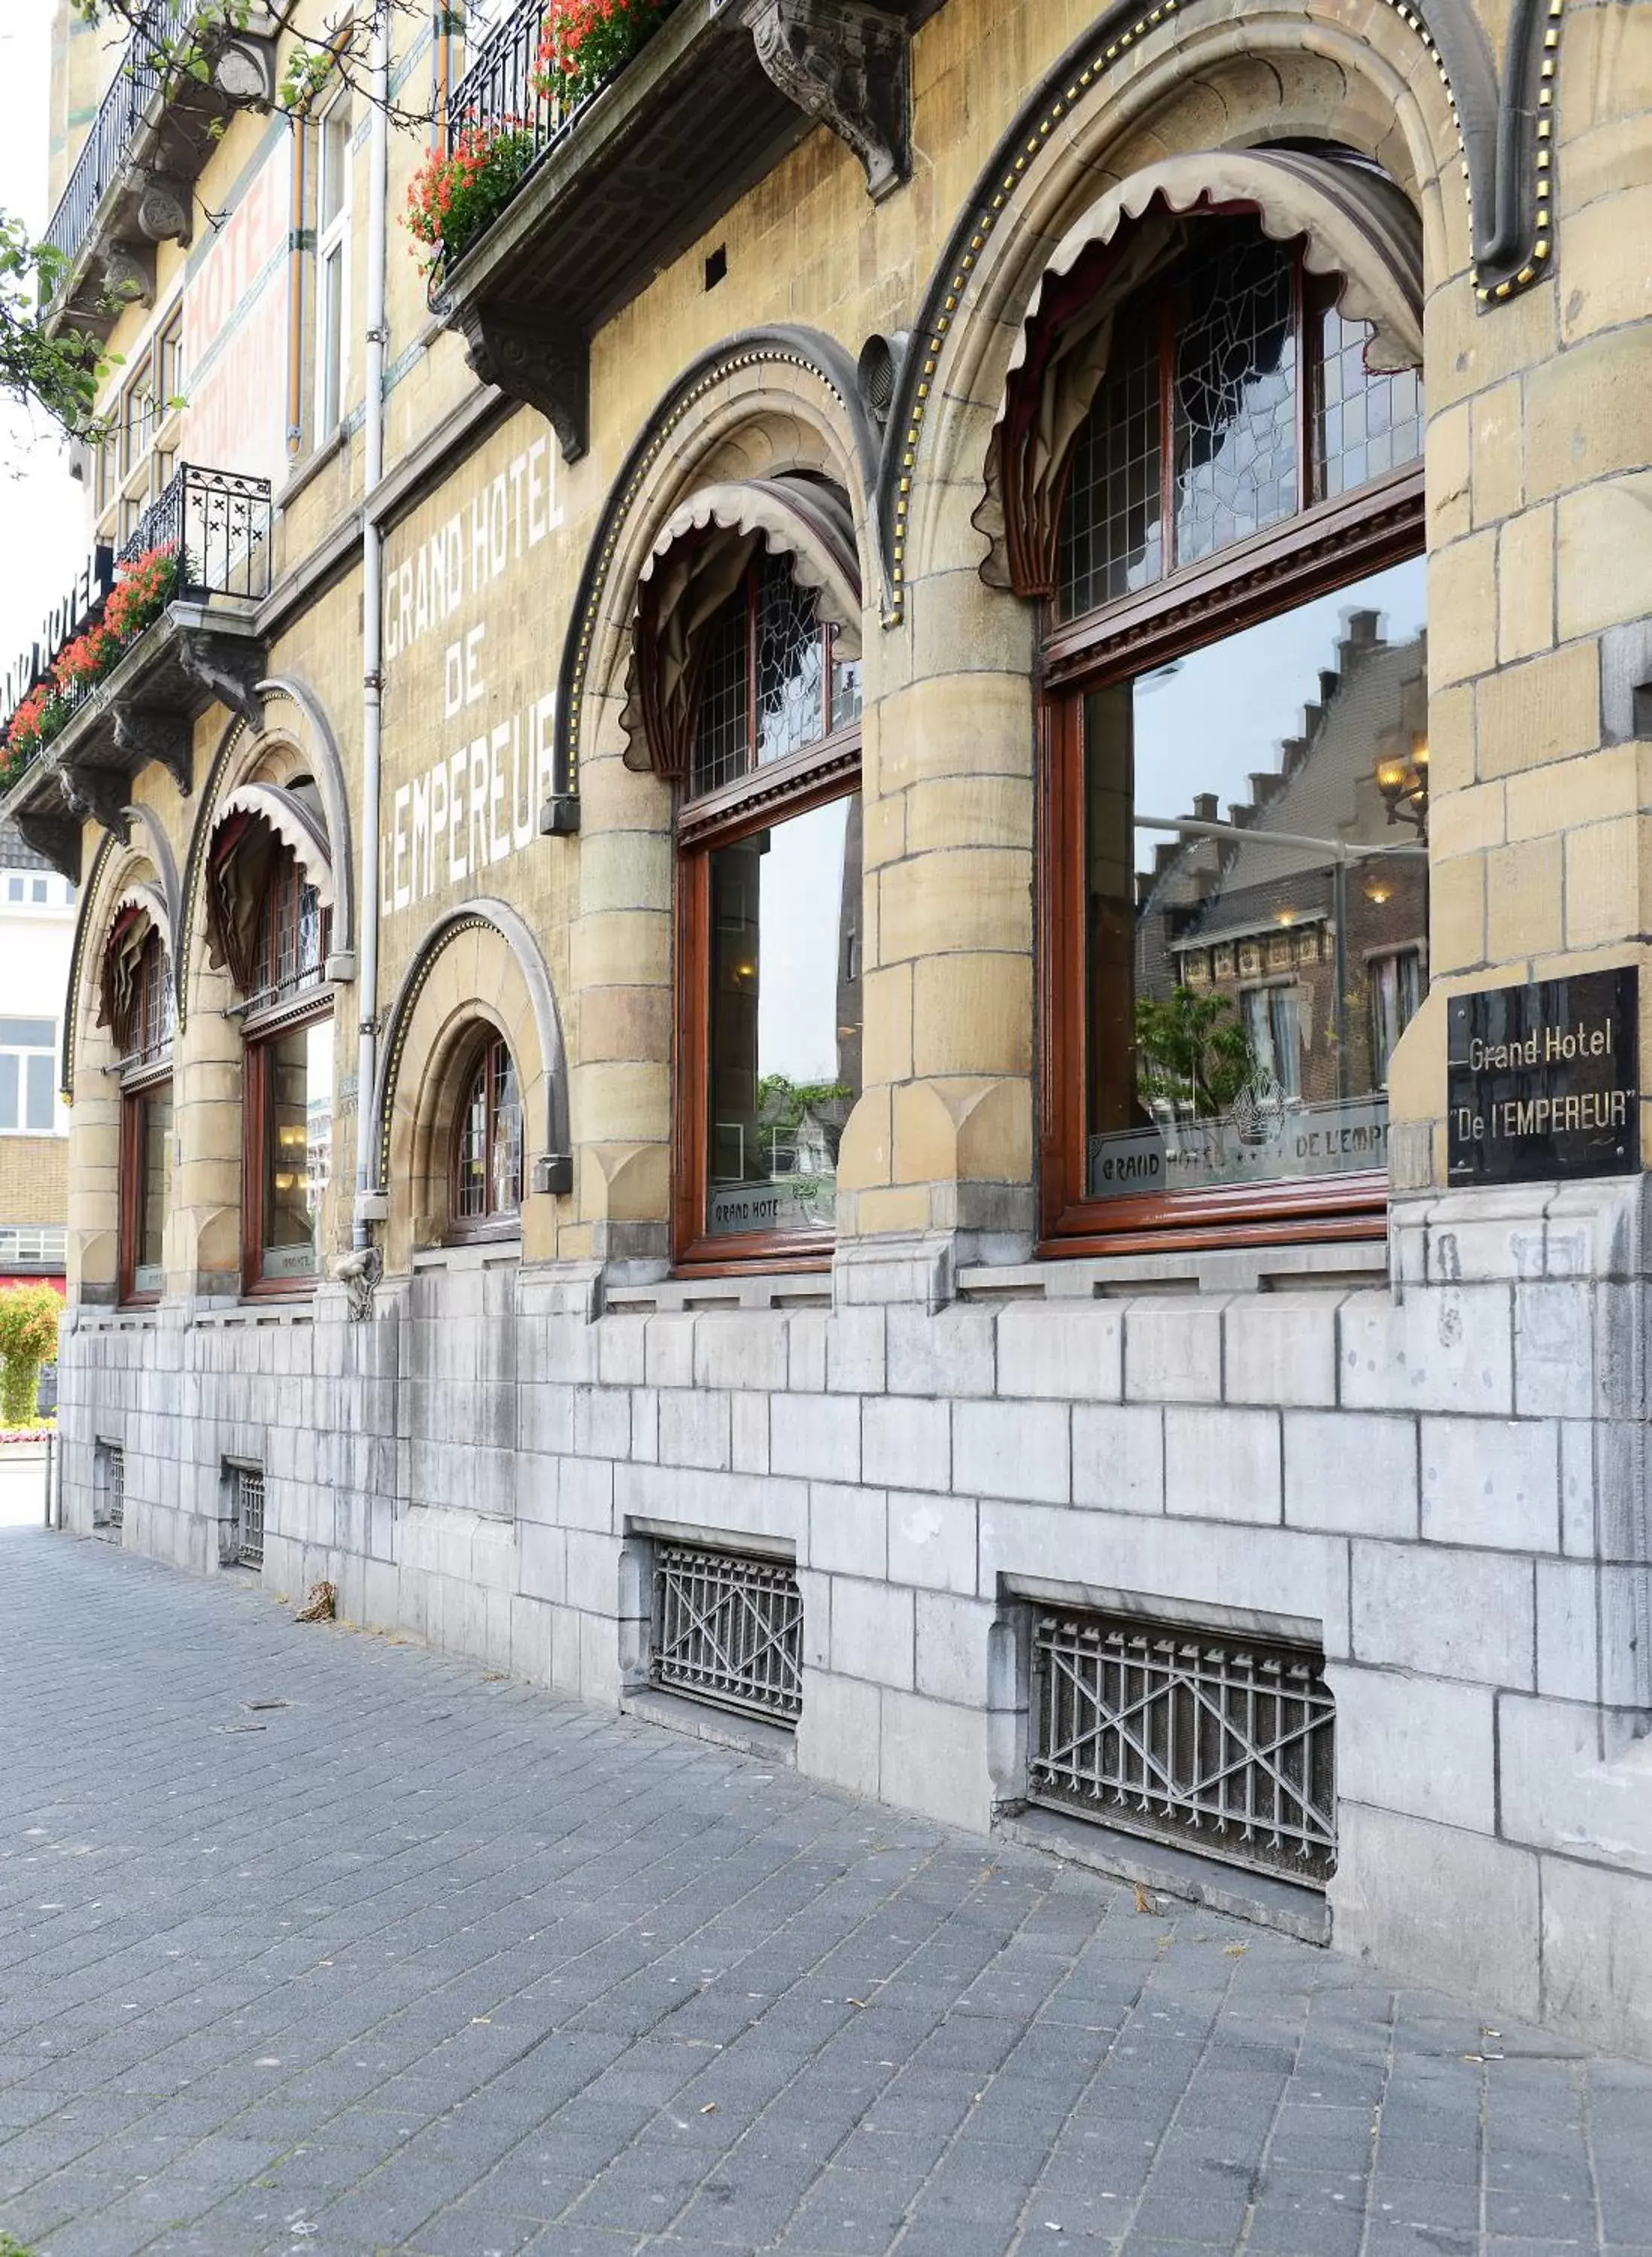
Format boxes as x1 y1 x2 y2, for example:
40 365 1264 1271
0 5 93 680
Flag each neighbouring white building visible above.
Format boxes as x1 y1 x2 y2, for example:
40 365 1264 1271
0 818 73 1291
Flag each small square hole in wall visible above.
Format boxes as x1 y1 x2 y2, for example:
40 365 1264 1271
704 245 727 290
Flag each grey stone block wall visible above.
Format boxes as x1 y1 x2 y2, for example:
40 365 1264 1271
55 1177 1652 2059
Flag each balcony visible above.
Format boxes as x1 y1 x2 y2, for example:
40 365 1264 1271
41 2 277 343
431 0 934 460
0 464 273 880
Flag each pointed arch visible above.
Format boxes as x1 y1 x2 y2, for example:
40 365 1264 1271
60 806 181 1102
370 898 571 1199
873 0 1563 615
552 327 880 801
177 674 355 1025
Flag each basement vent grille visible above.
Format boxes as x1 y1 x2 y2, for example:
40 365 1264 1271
1029 1609 1336 1886
94 1443 124 1536
651 1544 803 1724
234 1467 266 1572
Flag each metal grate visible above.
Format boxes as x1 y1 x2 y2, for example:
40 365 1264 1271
651 1545 803 1724
1030 1609 1336 1885
94 1444 124 1536
235 1467 265 1570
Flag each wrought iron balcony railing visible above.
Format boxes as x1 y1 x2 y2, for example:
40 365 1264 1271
123 461 273 603
0 463 272 803
448 0 575 166
437 0 680 282
42 0 190 278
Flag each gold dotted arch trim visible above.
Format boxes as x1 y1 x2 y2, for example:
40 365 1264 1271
563 346 849 796
60 831 120 1104
373 913 494 1189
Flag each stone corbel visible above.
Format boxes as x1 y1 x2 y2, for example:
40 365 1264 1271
101 242 155 312
175 631 265 731
744 0 911 204
335 1243 383 1323
59 763 132 846
211 32 278 110
14 810 80 885
459 302 588 465
111 703 193 796
132 172 193 249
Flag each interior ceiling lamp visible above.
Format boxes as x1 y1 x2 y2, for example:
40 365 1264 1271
1375 729 1429 832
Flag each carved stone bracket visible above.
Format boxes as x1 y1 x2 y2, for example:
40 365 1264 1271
175 631 266 731
14 810 80 885
744 0 911 203
59 763 133 846
460 303 589 464
112 703 193 796
101 241 155 311
133 172 193 249
336 1242 384 1323
211 32 278 110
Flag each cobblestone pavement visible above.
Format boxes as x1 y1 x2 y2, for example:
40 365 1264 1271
3 1530 1650 2257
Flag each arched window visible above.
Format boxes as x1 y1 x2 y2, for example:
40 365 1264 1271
214 828 333 1293
672 539 864 1265
452 1034 523 1232
1038 199 1428 1250
111 919 173 1302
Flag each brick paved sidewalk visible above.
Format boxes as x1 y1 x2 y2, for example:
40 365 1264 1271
2 1530 1649 2257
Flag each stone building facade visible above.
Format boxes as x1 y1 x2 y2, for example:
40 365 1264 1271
10 0 1652 2055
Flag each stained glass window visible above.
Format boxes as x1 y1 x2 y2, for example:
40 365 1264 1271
1057 217 1423 620
688 551 855 796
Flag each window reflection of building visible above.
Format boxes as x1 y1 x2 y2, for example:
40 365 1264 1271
1134 602 1429 1153
676 523 865 1255
707 797 863 1237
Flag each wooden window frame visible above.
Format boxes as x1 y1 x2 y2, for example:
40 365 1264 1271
117 929 173 1307
118 1064 172 1308
448 1030 525 1245
672 570 862 1275
1039 462 1426 1258
238 856 334 1299
241 992 334 1300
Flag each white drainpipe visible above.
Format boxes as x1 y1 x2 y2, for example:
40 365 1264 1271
353 0 390 1247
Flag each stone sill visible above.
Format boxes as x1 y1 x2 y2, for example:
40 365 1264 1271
411 1239 524 1273
606 1275 832 1315
621 1682 797 1766
998 1803 1331 1946
960 1240 1389 1303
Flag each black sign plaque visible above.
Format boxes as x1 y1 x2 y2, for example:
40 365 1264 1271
1447 967 1639 1186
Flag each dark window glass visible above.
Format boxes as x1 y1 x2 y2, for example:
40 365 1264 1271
1084 557 1428 1200
134 1083 172 1295
254 851 328 1006
260 1018 333 1280
693 597 751 797
126 931 174 1068
706 795 863 1237
1317 303 1424 500
454 1037 523 1226
1058 317 1165 616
